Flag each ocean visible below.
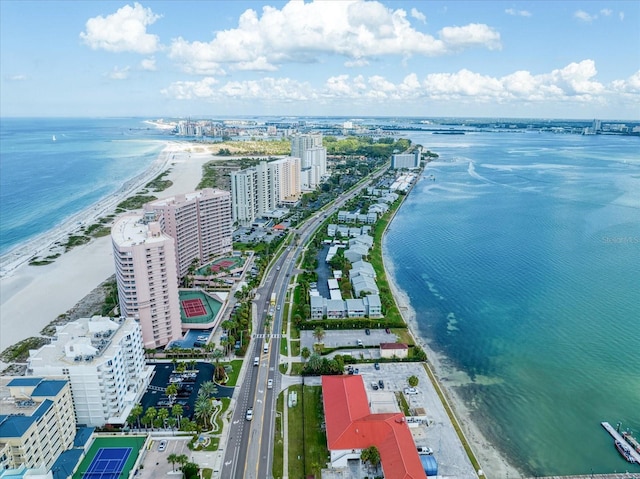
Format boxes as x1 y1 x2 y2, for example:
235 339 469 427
0 118 170 256
385 130 640 475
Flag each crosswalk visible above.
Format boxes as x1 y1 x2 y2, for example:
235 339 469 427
253 333 281 339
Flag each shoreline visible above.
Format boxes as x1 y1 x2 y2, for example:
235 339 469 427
381 181 524 478
0 140 215 353
0 140 180 278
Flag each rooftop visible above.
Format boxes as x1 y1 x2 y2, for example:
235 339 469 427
111 215 169 247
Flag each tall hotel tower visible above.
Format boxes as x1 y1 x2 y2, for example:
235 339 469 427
111 214 181 348
144 188 232 278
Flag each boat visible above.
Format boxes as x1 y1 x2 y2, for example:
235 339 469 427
622 430 640 453
615 440 637 464
52 135 56 141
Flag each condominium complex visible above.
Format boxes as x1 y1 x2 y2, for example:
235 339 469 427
144 188 233 278
290 133 323 160
27 316 152 427
0 378 76 470
111 215 182 348
231 158 301 226
301 146 327 190
391 150 421 169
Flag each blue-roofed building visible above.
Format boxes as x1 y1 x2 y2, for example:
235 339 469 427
0 378 75 471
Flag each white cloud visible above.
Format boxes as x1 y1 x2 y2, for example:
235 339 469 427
160 77 218 100
600 9 612 16
411 8 426 23
619 11 625 21
80 2 161 54
107 66 130 80
140 57 156 71
438 23 502 51
345 58 370 68
168 0 500 74
574 10 596 22
5 74 27 81
161 60 636 110
505 9 532 17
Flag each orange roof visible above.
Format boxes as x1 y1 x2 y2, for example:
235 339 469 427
380 342 409 350
273 223 286 230
322 375 427 479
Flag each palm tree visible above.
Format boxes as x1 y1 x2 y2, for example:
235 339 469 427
176 454 189 469
157 407 169 429
171 403 183 429
312 326 325 344
166 383 178 399
194 396 214 429
199 381 218 398
167 453 180 472
128 403 143 429
142 407 157 430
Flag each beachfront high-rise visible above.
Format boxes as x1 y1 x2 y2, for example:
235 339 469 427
0 378 76 471
144 188 233 278
291 133 323 160
27 316 152 427
231 158 301 226
111 215 181 348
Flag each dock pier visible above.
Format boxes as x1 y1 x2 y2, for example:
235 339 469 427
601 422 640 464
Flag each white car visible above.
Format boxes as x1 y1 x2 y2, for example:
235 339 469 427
267 378 273 389
404 387 419 395
245 408 253 421
416 446 433 455
158 440 167 452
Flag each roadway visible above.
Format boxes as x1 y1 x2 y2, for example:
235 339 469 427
221 165 389 479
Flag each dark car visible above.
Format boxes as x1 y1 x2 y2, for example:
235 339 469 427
365 328 370 335
374 362 380 370
385 328 391 334
378 379 384 389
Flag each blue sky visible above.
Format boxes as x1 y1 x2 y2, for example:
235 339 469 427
1 0 639 119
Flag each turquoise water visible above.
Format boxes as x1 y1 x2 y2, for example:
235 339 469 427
0 118 170 255
384 131 640 475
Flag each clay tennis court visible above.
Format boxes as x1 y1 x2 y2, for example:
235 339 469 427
181 298 207 317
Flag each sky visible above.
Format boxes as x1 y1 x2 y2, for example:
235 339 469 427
1 0 639 119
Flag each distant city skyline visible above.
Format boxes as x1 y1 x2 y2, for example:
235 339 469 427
1 0 639 119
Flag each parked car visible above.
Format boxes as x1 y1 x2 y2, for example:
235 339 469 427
378 379 384 389
158 440 167 452
374 362 380 370
365 328 370 335
404 387 419 395
385 328 391 334
416 446 433 455
371 382 379 390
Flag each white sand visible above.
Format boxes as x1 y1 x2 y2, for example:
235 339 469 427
382 243 524 478
0 141 213 353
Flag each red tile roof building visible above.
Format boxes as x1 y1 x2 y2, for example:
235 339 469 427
321 375 427 479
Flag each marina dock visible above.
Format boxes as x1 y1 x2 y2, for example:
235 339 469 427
602 422 640 464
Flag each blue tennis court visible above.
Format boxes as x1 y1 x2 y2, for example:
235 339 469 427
82 447 131 478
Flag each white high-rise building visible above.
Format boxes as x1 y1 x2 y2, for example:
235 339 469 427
291 133 322 162
391 150 421 169
231 159 300 226
301 147 327 190
111 215 182 348
144 188 233 278
27 316 152 427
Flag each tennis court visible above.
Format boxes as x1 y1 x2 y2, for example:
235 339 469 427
181 298 208 318
72 436 146 479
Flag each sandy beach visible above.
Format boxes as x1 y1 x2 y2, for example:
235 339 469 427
0 141 215 353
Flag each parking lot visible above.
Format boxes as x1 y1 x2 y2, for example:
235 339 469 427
137 437 191 479
347 361 478 478
300 328 396 355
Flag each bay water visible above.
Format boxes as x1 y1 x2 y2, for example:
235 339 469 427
385 131 640 475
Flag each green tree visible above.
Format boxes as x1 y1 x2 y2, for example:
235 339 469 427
199 381 218 398
194 396 214 429
312 326 325 344
157 407 169 428
167 453 180 472
128 403 143 429
142 407 157 430
182 461 199 479
301 346 311 360
171 403 184 429
361 445 381 467
407 375 419 387
166 383 178 398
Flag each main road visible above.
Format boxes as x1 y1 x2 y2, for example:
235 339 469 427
220 165 389 479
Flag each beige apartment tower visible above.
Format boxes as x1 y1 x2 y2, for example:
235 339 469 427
111 215 182 348
144 188 233 278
